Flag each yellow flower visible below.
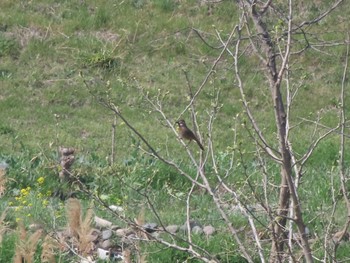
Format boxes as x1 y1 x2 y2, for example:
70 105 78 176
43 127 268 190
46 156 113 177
15 218 21 222
20 187 31 197
27 213 32 217
37 177 45 184
42 200 49 206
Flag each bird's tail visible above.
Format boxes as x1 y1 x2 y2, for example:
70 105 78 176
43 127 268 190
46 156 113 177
194 138 204 151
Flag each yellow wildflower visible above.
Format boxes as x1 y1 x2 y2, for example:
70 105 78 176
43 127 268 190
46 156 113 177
37 176 45 184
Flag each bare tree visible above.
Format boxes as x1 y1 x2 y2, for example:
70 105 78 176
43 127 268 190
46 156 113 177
81 0 348 262
232 1 345 262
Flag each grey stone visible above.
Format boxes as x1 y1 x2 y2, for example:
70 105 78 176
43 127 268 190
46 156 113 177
203 225 216 236
181 220 202 232
101 239 113 250
97 248 110 260
189 220 202 229
115 228 134 237
102 229 113 240
109 205 124 212
165 225 179 234
94 216 112 228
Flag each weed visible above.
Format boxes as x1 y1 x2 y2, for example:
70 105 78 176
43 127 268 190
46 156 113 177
0 34 19 58
13 222 43 263
65 198 94 257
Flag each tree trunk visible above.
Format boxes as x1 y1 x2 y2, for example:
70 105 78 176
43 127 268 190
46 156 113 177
246 2 314 262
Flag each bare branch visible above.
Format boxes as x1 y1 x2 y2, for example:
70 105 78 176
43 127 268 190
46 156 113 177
334 32 350 256
192 28 223 49
179 25 238 119
229 20 282 163
293 0 345 31
298 124 340 166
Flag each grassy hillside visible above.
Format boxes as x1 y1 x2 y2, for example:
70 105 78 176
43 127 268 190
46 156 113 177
0 0 240 161
0 0 346 162
0 0 350 262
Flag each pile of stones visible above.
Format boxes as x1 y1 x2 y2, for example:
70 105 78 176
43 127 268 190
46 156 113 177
87 210 216 262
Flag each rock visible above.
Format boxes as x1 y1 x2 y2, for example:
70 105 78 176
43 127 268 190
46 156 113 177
115 228 134 237
97 248 110 260
192 226 203 235
109 205 124 212
180 220 202 232
189 220 202 229
94 216 112 228
165 225 179 234
102 229 113 240
143 223 158 233
203 225 216 236
101 239 112 250
28 223 44 231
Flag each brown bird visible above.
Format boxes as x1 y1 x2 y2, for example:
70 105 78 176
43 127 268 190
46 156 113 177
176 119 204 151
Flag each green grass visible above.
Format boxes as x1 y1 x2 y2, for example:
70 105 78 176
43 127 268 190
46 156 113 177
0 0 350 261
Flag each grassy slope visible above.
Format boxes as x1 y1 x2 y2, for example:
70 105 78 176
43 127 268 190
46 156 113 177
0 0 348 164
0 0 350 261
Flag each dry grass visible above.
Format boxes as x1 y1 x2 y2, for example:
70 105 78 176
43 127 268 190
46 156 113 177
13 222 43 263
41 234 58 263
65 198 95 257
4 25 48 48
0 208 9 245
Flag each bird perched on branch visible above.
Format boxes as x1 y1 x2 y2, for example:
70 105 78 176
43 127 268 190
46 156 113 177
176 119 204 151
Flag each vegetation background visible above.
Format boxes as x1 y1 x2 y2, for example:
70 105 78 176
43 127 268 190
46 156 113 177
0 0 349 262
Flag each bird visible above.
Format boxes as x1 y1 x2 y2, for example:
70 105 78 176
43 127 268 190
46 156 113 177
176 119 204 151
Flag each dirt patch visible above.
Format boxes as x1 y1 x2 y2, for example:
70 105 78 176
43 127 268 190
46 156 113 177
4 26 48 48
76 30 120 43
